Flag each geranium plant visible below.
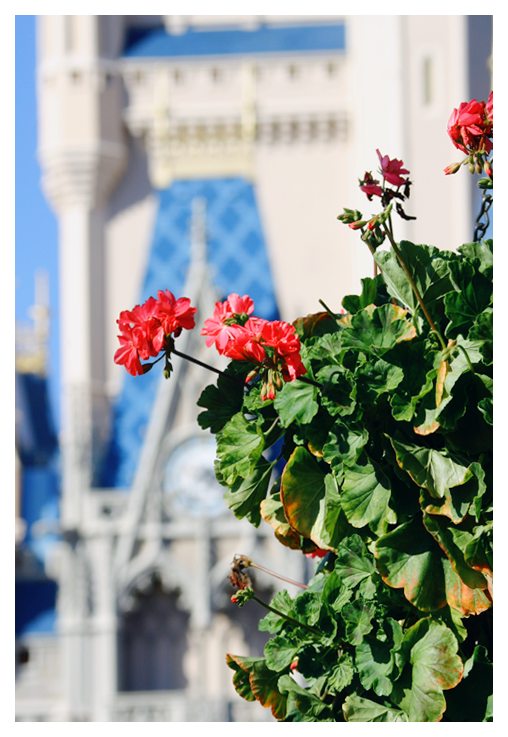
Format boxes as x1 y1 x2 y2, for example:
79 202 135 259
114 93 493 722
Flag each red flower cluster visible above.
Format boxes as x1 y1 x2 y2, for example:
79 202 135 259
114 290 197 376
202 293 307 399
447 92 493 155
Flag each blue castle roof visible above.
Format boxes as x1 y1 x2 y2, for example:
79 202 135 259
102 177 279 489
123 22 346 59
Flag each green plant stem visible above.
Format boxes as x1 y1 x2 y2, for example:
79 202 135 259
456 343 476 374
319 299 339 319
252 595 322 637
248 561 308 590
297 375 324 389
382 224 447 350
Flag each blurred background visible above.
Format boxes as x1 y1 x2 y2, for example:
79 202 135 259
15 14 492 722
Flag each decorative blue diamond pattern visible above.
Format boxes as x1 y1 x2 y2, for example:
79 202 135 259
101 178 279 488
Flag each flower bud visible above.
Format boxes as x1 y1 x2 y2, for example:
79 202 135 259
468 162 475 174
444 162 461 176
484 160 493 177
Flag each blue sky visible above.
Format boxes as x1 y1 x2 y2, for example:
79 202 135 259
15 15 60 428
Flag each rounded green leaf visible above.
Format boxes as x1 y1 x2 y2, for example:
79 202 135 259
341 460 396 535
375 517 447 611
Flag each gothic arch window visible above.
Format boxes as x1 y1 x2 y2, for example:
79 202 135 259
118 575 190 692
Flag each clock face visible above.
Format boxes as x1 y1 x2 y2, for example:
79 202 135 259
162 434 226 518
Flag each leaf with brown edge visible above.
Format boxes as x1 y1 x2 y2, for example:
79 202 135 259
292 311 337 340
226 654 257 702
464 527 493 600
248 662 288 720
280 447 327 543
374 517 447 612
260 491 318 554
442 558 492 615
419 485 475 524
226 654 287 719
389 435 471 499
340 303 417 358
413 357 449 435
422 514 488 591
419 460 486 524
393 618 463 722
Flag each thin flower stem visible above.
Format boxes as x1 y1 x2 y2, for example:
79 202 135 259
171 347 246 386
297 375 324 389
457 343 476 374
252 596 321 637
318 299 339 319
248 561 308 590
382 224 447 350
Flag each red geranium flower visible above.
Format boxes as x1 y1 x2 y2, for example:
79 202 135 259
376 150 410 187
447 98 492 154
114 324 145 376
156 289 197 336
201 293 254 353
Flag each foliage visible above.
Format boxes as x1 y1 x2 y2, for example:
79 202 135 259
114 92 493 722
196 134 493 721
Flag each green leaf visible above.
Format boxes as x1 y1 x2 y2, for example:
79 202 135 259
322 420 369 472
374 240 456 322
341 459 396 535
264 633 301 672
340 303 417 357
341 598 376 645
321 570 353 613
223 458 275 527
343 694 408 722
258 590 295 634
277 674 330 719
240 657 288 720
375 517 447 611
387 340 440 422
444 260 492 339
293 590 322 627
356 634 398 696
327 653 355 693
469 307 493 364
394 619 463 722
216 412 264 486
281 448 350 551
443 645 493 722
317 366 357 417
355 358 404 404
458 239 493 273
196 363 247 433
422 515 488 591
334 534 375 588
341 274 390 313
306 331 344 368
226 654 257 702
389 435 471 499
273 378 319 427
419 461 484 524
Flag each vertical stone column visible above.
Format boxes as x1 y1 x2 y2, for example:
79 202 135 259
36 14 128 720
88 534 117 721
